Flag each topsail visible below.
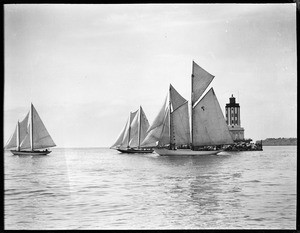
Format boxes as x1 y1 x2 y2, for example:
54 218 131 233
191 61 214 106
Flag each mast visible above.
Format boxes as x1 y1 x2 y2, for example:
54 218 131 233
169 86 172 149
169 86 175 150
138 106 141 149
127 112 131 149
17 121 20 151
30 103 33 151
191 61 194 149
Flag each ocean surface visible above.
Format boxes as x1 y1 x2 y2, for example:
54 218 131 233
4 146 297 230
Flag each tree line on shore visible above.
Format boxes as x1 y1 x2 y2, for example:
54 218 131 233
257 137 297 146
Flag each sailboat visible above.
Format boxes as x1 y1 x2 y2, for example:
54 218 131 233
4 103 56 155
110 106 154 153
141 61 234 156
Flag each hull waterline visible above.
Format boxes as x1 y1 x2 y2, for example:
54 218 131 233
154 148 221 156
10 150 52 156
117 148 154 154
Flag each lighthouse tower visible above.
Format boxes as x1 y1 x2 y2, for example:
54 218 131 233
225 94 245 141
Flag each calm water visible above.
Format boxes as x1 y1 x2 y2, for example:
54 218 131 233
4 146 296 229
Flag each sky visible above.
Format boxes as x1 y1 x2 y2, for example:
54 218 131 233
4 4 297 148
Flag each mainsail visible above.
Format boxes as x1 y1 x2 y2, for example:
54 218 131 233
31 104 56 149
191 61 215 107
192 88 234 146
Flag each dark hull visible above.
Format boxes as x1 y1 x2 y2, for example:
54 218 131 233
10 150 52 156
154 148 221 156
117 148 154 154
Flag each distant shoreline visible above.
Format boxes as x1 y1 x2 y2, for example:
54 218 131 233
259 138 297 146
263 145 297 146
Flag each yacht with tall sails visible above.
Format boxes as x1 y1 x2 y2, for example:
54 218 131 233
111 106 154 153
4 103 56 155
141 61 234 156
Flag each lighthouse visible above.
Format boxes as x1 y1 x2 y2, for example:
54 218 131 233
225 94 245 141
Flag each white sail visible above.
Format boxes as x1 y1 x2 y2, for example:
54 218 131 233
110 120 127 149
141 126 162 147
158 106 170 146
128 106 150 148
114 120 129 149
20 133 31 150
192 61 214 106
141 96 169 147
19 112 29 143
31 104 56 149
170 84 186 111
18 112 31 150
139 107 150 146
192 88 234 146
142 85 191 148
146 95 168 133
120 110 138 148
171 101 190 145
129 110 139 147
4 124 17 150
141 107 169 147
169 84 190 146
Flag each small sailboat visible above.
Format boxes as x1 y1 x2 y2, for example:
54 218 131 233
110 106 154 153
141 61 234 156
4 103 56 155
